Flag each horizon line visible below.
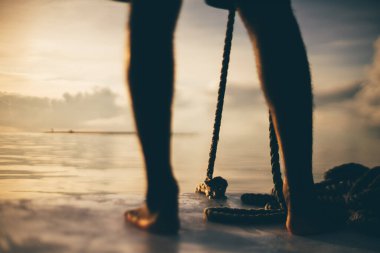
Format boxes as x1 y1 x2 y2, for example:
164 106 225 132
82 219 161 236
43 130 197 136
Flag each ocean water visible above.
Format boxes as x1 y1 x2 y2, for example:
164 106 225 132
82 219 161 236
1 130 380 253
1 127 379 201
0 132 271 200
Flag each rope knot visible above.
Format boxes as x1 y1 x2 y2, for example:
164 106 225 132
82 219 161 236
196 176 228 199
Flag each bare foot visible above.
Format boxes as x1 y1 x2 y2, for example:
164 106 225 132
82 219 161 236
125 205 180 235
283 181 344 235
125 181 180 235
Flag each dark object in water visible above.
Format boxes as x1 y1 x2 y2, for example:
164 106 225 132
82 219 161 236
349 209 380 237
324 163 370 182
241 193 278 208
205 163 380 236
196 176 228 199
205 207 285 224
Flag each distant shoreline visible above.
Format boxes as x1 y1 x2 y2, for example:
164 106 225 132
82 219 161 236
43 130 196 136
44 130 135 135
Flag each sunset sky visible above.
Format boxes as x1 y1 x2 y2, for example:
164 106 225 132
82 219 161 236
2 2 380 250
0 0 379 133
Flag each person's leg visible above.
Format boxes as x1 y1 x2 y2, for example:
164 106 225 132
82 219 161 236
237 1 333 235
125 0 182 234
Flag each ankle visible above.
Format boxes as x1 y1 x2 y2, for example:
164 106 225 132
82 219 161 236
146 178 179 212
283 183 319 215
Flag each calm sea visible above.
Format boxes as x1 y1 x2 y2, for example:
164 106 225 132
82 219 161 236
1 128 379 201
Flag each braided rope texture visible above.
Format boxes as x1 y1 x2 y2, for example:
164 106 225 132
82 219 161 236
206 163 380 236
206 8 236 180
268 113 286 210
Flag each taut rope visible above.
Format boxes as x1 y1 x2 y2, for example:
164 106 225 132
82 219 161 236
196 4 286 210
206 8 236 180
268 113 286 209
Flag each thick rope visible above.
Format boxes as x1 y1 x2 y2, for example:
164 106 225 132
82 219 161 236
208 163 380 235
206 8 236 180
199 6 287 220
269 113 286 210
202 7 286 208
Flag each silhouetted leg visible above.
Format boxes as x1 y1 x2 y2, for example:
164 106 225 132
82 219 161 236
125 0 182 234
237 1 337 235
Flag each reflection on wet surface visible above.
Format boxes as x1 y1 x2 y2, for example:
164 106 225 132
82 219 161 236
0 131 379 252
1 193 380 253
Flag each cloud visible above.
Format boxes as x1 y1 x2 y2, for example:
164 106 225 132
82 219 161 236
0 83 264 133
223 84 265 109
314 37 380 129
0 88 127 131
315 82 363 106
200 82 264 109
354 38 380 127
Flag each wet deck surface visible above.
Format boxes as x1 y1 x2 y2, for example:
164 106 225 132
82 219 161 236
1 193 379 253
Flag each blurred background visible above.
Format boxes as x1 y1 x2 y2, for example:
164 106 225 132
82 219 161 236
0 0 380 195
0 1 380 251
